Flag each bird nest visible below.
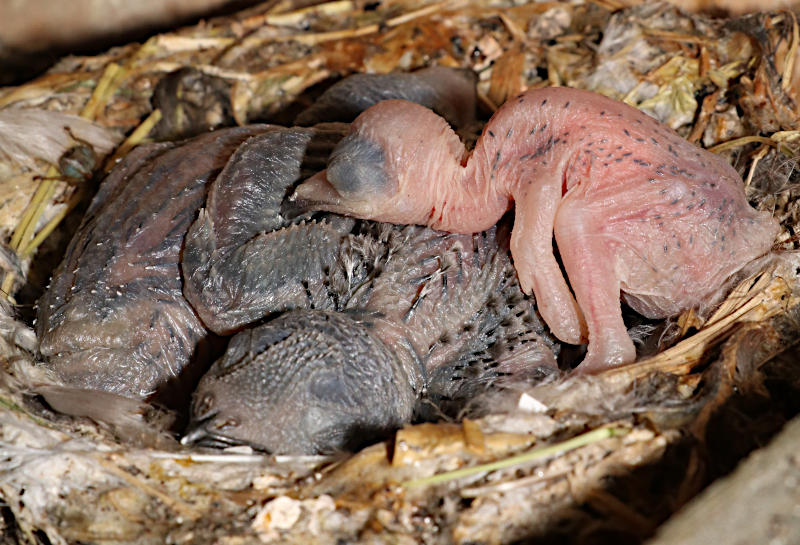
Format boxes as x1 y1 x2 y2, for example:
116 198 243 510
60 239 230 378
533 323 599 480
1 1 799 544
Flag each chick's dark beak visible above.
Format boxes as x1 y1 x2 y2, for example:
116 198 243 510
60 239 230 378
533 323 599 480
284 171 347 219
181 419 252 450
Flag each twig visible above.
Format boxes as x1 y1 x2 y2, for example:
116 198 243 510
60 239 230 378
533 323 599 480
19 191 83 259
607 271 794 379
781 11 798 93
148 452 267 463
386 0 454 27
743 144 770 189
80 63 124 120
242 0 355 30
14 175 60 258
271 0 456 45
287 24 380 45
103 109 163 173
643 28 709 45
145 62 253 82
402 426 629 489
704 267 776 326
460 468 570 497
707 135 776 154
96 456 202 521
151 35 237 52
708 133 798 178
7 166 58 252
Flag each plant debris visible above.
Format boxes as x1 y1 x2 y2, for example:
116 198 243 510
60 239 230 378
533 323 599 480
0 1 799 544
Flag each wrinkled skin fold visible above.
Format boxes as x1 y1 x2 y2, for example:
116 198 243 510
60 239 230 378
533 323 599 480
292 88 780 372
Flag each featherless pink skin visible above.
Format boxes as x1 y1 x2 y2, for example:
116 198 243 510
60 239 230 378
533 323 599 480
292 87 780 372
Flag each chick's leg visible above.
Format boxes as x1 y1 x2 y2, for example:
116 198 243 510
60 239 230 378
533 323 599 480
511 180 585 345
553 192 636 372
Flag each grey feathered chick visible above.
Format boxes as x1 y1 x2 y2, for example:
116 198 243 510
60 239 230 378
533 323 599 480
183 310 416 453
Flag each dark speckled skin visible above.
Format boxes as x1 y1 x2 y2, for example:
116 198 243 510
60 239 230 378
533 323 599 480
293 88 779 372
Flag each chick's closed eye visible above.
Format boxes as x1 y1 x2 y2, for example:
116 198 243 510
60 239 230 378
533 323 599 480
327 133 394 200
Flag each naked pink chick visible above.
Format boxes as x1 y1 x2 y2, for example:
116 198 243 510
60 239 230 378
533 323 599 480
291 87 779 372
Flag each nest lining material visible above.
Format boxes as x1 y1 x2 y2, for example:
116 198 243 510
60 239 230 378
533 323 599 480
0 1 799 544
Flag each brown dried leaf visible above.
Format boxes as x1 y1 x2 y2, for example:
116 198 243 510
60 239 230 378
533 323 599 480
487 45 525 106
